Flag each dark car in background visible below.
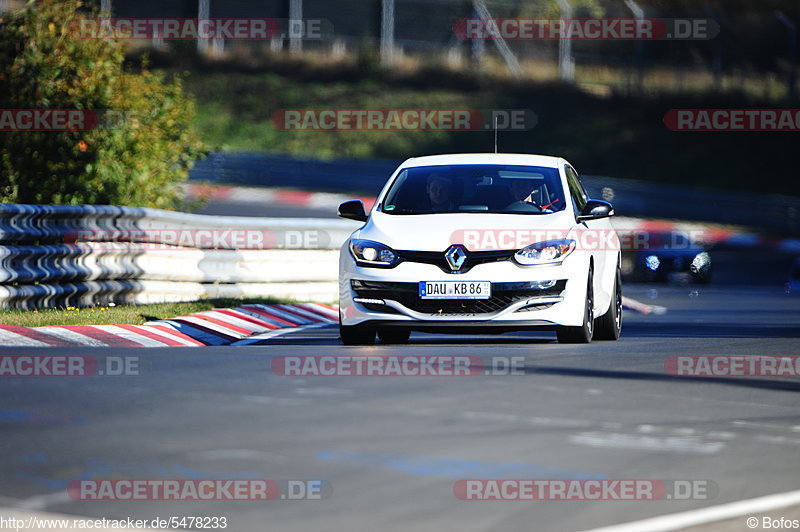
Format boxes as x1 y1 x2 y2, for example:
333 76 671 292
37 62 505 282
623 231 712 284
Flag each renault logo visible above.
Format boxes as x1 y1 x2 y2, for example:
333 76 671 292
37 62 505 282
444 245 468 271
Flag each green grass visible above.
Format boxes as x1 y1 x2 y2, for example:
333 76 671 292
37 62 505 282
188 72 475 158
0 298 294 327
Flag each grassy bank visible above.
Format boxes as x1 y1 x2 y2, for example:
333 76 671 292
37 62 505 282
170 58 799 197
0 298 289 327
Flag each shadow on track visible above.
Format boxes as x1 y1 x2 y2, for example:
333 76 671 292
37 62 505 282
620 322 800 339
528 365 800 393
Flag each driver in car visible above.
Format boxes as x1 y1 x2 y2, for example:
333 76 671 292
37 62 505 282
425 173 455 212
506 179 543 212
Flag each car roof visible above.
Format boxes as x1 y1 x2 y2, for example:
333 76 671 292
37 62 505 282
399 153 565 169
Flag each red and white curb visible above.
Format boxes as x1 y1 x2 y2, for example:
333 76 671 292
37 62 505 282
0 304 338 348
186 184 376 211
0 297 667 347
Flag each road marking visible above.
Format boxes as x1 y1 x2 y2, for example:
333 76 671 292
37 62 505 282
622 296 667 315
188 449 288 464
458 410 594 428
569 432 725 454
579 489 800 532
16 491 72 510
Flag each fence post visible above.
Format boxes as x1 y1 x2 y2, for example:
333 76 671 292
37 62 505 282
289 0 303 54
473 0 522 78
381 0 396 66
777 11 798 99
197 0 210 54
704 7 722 91
624 0 644 91
555 0 574 82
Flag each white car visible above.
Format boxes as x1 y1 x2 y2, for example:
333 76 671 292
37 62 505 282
337 153 622 345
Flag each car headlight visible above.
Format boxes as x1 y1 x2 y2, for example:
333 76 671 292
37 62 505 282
691 252 711 273
349 239 399 267
514 239 576 266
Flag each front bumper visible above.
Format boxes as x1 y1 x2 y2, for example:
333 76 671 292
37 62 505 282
339 250 589 328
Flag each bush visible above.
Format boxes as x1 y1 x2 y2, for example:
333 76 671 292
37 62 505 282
0 0 205 208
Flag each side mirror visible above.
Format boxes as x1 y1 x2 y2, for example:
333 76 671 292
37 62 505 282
576 199 614 222
338 200 368 222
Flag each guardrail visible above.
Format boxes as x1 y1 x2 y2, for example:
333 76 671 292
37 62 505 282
191 152 800 235
0 204 357 309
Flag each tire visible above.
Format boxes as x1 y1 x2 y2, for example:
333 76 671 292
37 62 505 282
339 322 376 345
378 328 411 344
594 265 622 341
556 268 594 344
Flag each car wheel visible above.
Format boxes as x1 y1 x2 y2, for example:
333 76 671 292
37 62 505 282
556 269 594 344
339 322 376 345
594 265 622 341
378 328 411 344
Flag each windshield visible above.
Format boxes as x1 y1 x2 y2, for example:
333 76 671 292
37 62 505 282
380 164 566 215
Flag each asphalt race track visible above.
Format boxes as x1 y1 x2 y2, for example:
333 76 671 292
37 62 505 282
1 284 799 531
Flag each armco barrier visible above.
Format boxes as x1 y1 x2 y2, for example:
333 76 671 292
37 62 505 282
191 153 800 235
0 204 355 309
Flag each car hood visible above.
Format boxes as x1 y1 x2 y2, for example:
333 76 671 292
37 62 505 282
355 210 576 252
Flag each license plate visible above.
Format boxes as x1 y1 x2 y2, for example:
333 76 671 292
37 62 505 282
419 281 491 299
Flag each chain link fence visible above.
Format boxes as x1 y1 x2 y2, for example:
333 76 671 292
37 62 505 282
70 0 797 98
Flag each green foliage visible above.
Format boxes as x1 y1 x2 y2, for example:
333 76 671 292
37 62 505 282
0 0 205 208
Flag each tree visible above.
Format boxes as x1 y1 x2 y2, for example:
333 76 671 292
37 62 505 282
0 0 205 208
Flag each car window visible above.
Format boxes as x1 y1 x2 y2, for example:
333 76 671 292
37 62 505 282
565 165 588 215
380 164 566 215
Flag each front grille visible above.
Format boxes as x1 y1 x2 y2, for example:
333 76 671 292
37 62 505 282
352 280 566 315
396 249 513 274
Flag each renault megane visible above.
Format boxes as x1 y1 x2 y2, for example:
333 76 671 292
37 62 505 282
337 153 622 345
